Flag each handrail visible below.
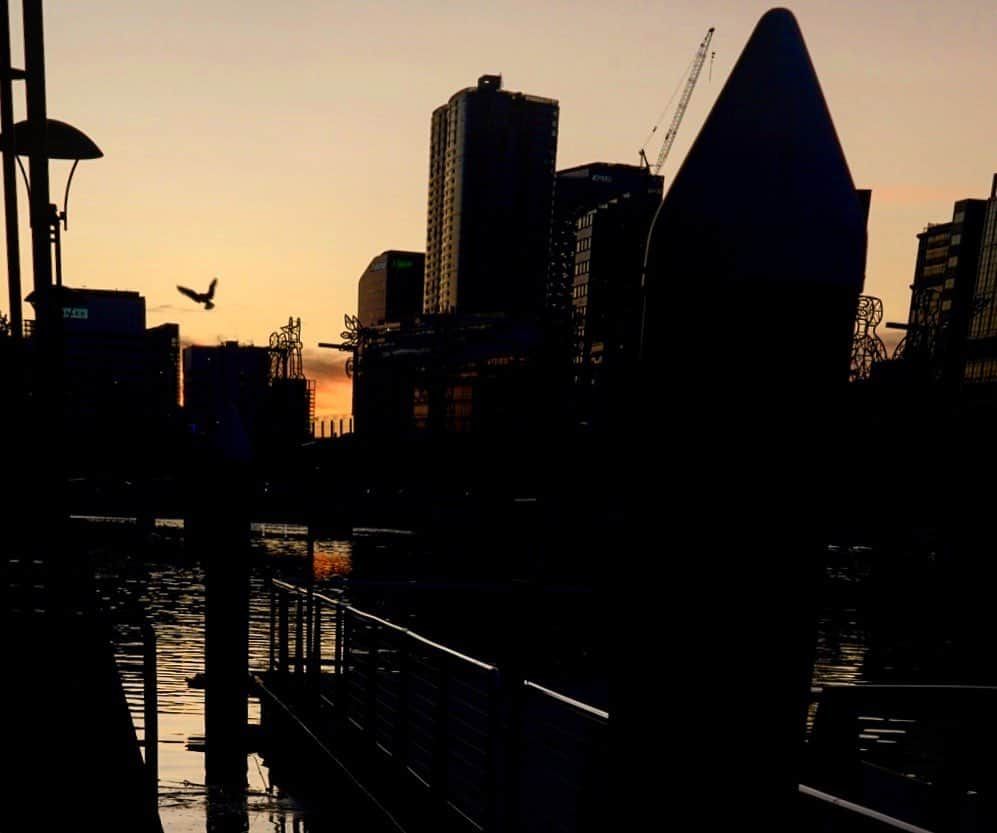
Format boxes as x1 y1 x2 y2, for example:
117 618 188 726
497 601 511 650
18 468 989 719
799 784 937 833
820 683 997 692
524 680 609 720
272 577 343 607
271 578 497 672
267 577 608 832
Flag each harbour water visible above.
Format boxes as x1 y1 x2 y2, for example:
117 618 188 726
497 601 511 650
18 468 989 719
85 518 869 832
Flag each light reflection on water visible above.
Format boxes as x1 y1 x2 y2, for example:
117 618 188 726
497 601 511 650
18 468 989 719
97 528 351 833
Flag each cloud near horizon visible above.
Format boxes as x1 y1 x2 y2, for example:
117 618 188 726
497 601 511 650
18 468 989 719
304 347 353 416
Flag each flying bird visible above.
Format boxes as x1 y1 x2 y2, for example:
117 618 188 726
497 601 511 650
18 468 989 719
177 277 218 310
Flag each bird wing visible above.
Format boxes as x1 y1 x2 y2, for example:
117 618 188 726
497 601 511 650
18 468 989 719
206 277 218 299
177 285 200 301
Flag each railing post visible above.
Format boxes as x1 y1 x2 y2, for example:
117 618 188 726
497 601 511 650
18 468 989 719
295 596 304 676
395 634 409 769
339 608 350 719
278 590 289 677
268 585 276 673
366 622 378 735
305 585 314 676
141 618 158 807
310 599 322 700
433 654 450 806
334 603 344 677
487 668 500 832
505 678 523 831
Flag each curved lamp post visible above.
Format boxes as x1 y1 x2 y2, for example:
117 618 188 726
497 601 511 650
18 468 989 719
1 117 102 286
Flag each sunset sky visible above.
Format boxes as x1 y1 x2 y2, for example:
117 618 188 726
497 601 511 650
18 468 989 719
3 1 996 414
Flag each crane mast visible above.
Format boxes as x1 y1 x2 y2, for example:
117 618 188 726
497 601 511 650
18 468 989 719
643 27 715 177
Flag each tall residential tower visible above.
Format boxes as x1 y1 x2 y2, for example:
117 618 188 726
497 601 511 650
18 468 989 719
424 74 558 319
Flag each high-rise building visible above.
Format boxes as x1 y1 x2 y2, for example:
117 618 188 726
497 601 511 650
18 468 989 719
549 163 663 317
424 74 558 319
963 176 997 383
571 189 661 427
358 250 425 327
899 201 986 385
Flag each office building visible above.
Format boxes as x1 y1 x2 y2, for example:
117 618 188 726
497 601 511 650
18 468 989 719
25 286 180 470
571 190 661 427
183 342 270 456
963 176 997 383
550 163 662 318
358 250 425 327
899 201 986 385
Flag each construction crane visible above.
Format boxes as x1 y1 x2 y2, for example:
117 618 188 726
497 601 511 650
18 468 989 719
639 26 715 176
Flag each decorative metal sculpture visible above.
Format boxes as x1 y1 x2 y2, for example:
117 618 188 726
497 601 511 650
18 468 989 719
892 287 941 361
850 294 888 382
269 316 304 381
338 314 369 379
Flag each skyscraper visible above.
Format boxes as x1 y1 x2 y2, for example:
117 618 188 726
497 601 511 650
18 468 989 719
423 74 558 319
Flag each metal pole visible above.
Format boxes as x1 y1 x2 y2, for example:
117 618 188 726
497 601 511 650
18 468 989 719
278 590 289 676
0 0 21 340
22 0 52 295
395 635 409 769
294 596 303 675
310 598 322 699
50 207 60 285
269 586 276 673
142 619 159 805
433 654 450 805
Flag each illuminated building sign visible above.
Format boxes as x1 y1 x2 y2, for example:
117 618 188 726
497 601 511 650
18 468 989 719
63 306 89 320
392 259 415 269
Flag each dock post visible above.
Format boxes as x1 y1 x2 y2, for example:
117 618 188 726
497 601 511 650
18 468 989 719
142 617 158 806
190 457 250 791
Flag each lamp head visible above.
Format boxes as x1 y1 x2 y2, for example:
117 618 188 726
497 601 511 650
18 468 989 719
2 118 102 160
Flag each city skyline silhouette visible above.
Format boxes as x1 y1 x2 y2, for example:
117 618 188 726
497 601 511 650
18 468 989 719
4 3 997 832
0 2 994 416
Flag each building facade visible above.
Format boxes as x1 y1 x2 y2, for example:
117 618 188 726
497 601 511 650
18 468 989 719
571 190 662 427
550 163 663 319
183 342 271 458
358 250 425 328
424 74 558 319
897 198 986 385
25 286 180 471
963 176 997 383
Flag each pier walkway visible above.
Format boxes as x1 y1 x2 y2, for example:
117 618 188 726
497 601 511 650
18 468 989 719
260 580 957 833
256 579 608 833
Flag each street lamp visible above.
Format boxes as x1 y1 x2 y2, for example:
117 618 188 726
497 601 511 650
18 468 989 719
3 116 102 286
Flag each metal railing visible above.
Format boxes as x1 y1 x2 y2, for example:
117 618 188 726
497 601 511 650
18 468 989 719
799 784 938 833
516 681 608 833
108 606 159 804
267 578 607 833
